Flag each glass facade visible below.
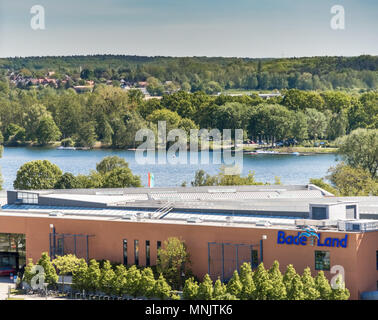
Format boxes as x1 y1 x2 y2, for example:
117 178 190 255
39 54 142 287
315 250 330 271
17 192 38 204
0 233 26 271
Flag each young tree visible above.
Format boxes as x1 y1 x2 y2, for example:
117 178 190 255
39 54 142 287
239 262 256 300
226 270 243 298
140 267 156 298
53 254 81 292
252 263 273 300
301 267 320 300
125 265 142 297
37 252 58 286
23 259 36 286
112 264 128 296
287 274 305 300
197 274 213 300
99 260 116 295
267 261 287 300
86 259 101 293
153 274 172 300
95 156 129 174
330 274 350 300
213 278 227 299
36 115 61 145
157 237 191 290
314 271 332 300
72 258 88 292
102 167 142 188
283 264 297 295
183 277 199 300
13 160 62 190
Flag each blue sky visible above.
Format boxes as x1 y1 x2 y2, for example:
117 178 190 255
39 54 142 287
0 0 377 58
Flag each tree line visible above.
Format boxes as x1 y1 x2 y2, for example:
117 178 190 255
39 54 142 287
0 77 376 148
1 55 377 91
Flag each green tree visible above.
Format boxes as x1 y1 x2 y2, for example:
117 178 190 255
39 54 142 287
72 259 88 292
13 160 63 190
157 237 191 290
37 252 59 286
36 115 61 145
330 274 350 300
99 260 116 295
226 271 243 298
336 128 378 178
283 264 297 295
153 274 172 300
53 254 81 292
305 108 328 142
140 267 156 298
54 172 80 189
239 262 256 300
267 261 287 300
252 263 273 300
125 265 142 297
183 277 199 300
327 163 378 196
102 167 142 188
301 267 320 300
287 274 304 300
314 271 332 300
75 121 97 148
23 259 36 286
309 178 339 195
86 259 101 293
197 274 213 300
112 265 128 296
213 278 227 299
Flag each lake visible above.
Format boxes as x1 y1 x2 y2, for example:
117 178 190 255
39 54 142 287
0 147 338 190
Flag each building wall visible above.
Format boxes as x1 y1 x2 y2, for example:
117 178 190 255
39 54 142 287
0 214 376 300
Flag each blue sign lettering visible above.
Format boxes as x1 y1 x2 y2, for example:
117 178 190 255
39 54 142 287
277 231 348 248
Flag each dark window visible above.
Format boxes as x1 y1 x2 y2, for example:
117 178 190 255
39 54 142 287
315 251 330 271
146 240 150 266
123 239 127 265
134 240 139 265
312 207 327 220
376 251 378 271
251 249 258 269
157 241 161 250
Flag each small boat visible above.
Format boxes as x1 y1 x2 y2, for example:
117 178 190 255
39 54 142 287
292 152 300 156
56 146 76 150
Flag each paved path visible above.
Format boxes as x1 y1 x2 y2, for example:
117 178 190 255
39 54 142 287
0 278 16 300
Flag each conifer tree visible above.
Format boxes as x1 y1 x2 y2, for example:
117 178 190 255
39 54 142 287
213 278 227 299
99 260 115 295
330 274 350 300
112 264 128 296
301 267 320 300
86 259 101 293
252 263 273 300
287 274 305 300
314 271 332 300
267 260 287 300
72 258 88 292
140 267 156 298
125 265 142 297
283 264 297 294
23 259 36 286
239 262 256 300
154 274 172 300
197 274 213 300
226 270 243 297
37 252 59 286
183 277 199 300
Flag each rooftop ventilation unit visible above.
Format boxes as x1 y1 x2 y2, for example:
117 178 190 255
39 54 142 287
256 220 272 227
225 216 233 224
186 216 203 223
49 211 63 217
122 213 135 220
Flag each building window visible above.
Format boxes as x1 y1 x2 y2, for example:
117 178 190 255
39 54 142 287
251 249 258 269
134 240 139 265
157 241 161 251
146 240 150 266
376 251 378 271
17 192 38 204
123 239 127 265
312 207 327 220
315 251 330 271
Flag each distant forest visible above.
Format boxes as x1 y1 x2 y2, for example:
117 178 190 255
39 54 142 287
1 55 377 91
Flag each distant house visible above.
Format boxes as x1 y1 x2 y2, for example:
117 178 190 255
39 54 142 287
138 81 148 87
73 85 94 93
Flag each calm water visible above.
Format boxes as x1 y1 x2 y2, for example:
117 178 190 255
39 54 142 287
0 147 338 190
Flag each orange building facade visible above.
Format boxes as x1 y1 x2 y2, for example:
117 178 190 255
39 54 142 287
0 213 376 300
